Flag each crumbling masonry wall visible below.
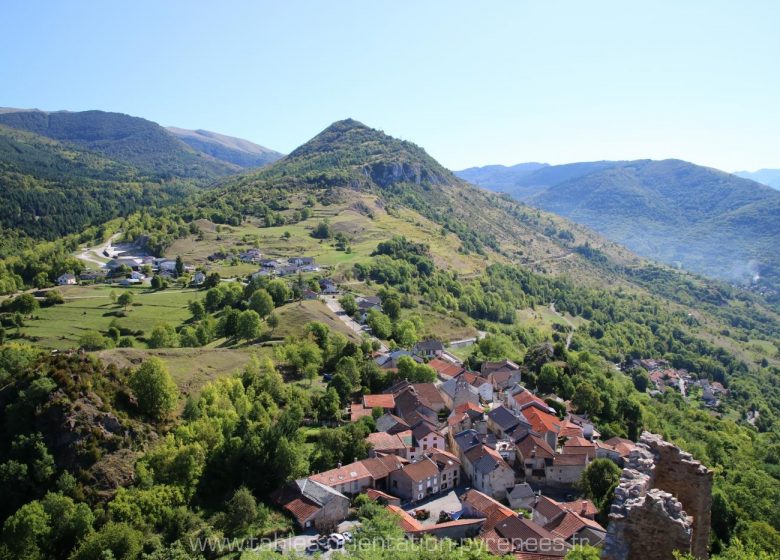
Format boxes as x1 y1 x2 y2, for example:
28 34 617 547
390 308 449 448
602 432 713 560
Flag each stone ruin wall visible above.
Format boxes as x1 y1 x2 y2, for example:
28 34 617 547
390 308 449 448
602 431 713 560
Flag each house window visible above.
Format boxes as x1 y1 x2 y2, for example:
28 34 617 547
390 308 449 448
423 444 427 450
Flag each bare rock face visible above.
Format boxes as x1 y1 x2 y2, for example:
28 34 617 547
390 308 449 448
602 432 713 560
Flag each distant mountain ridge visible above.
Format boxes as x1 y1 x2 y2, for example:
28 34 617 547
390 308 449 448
456 159 780 296
0 108 239 179
167 127 283 168
735 169 780 190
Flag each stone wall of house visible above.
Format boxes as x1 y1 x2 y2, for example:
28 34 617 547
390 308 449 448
602 432 713 560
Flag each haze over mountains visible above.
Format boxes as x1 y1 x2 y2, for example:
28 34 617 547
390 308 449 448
735 169 780 190
456 159 780 296
167 127 283 168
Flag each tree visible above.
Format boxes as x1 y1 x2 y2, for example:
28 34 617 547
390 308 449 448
204 272 221 289
70 522 143 560
130 357 179 420
339 294 358 315
266 279 291 306
393 319 419 347
248 288 274 318
537 363 561 393
266 312 279 333
572 382 603 415
78 330 111 351
117 291 134 310
1 500 51 560
366 309 392 339
9 293 39 316
219 308 241 338
318 387 342 422
43 290 64 306
311 220 332 239
382 296 401 320
151 275 166 290
307 321 330 349
148 323 179 348
237 310 262 341
580 458 621 507
179 326 201 347
565 545 602 559
225 487 257 533
188 300 206 320
175 255 184 277
396 355 436 383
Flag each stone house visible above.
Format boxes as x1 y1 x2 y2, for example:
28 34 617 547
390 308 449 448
389 457 441 503
545 453 589 486
274 478 350 531
464 444 516 499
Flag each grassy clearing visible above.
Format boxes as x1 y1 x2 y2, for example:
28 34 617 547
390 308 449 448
272 299 362 342
164 194 489 280
22 284 205 349
96 346 259 395
400 307 477 342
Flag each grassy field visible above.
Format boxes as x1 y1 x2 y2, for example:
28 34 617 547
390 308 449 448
164 194 490 280
96 346 259 395
272 299 363 342
399 307 477 342
23 284 205 349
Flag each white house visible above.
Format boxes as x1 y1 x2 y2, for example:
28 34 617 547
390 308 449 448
57 273 77 286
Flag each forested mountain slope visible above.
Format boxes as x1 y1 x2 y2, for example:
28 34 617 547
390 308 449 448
0 125 192 239
457 159 780 298
0 109 238 179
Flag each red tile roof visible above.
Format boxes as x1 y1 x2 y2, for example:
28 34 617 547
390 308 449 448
365 488 399 503
552 453 588 466
461 489 515 532
559 499 598 519
516 433 555 459
363 394 396 410
350 403 373 422
545 510 604 540
280 497 320 525
524 407 562 435
603 437 636 457
428 358 465 378
366 431 407 453
310 461 372 487
396 457 439 482
361 455 406 479
513 389 549 410
533 496 566 521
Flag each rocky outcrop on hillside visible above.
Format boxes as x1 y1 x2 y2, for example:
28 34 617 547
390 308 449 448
603 432 713 560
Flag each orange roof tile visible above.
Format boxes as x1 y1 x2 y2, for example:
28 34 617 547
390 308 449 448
428 359 465 378
363 394 396 409
310 461 372 487
524 407 562 435
350 403 372 422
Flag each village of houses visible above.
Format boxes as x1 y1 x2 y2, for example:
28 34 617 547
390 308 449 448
273 336 639 558
64 243 726 557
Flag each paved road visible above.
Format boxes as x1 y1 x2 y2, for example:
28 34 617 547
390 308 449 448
324 295 388 352
76 233 121 268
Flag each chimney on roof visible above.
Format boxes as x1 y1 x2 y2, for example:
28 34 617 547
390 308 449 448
337 462 342 468
582 501 588 515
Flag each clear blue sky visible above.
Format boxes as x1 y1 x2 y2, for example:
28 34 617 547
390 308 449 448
1 0 778 172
